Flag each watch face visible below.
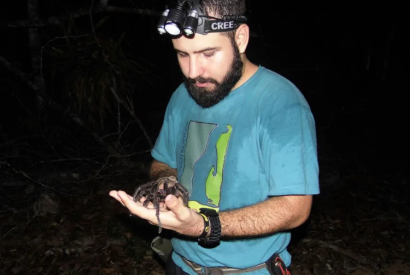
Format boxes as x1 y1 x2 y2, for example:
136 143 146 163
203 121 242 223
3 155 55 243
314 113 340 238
199 208 218 217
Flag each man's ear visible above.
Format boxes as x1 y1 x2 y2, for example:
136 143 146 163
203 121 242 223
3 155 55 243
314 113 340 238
235 24 250 53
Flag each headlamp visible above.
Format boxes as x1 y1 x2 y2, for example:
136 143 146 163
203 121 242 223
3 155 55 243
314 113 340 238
164 4 186 36
157 9 169 34
157 0 247 36
183 9 199 36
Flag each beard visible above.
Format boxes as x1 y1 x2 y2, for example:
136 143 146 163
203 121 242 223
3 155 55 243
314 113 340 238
184 41 243 108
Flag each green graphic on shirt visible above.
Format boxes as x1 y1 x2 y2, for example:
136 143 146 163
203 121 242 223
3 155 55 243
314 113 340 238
181 121 232 210
205 125 232 207
180 122 217 193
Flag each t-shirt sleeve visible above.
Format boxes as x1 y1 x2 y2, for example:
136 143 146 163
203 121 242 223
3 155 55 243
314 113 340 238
151 91 180 169
261 83 320 196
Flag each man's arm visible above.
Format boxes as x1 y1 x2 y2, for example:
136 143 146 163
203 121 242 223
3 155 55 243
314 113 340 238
111 187 312 238
149 159 311 237
149 159 177 180
150 159 311 237
115 159 312 238
220 195 312 237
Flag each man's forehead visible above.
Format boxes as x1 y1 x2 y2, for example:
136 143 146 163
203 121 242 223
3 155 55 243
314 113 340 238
172 32 230 51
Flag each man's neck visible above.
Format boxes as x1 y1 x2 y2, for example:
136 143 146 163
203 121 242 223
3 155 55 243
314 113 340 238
232 56 259 91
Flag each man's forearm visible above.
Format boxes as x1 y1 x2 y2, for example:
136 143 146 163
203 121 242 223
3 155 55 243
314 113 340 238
149 159 312 238
219 195 312 237
149 159 177 180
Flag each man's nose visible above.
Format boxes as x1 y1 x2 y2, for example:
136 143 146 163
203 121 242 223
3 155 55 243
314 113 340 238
188 57 204 79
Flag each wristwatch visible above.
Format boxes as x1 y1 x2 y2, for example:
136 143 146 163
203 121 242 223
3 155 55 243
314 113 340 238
198 208 221 247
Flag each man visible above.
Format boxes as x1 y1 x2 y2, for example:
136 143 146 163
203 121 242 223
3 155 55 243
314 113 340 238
110 0 319 274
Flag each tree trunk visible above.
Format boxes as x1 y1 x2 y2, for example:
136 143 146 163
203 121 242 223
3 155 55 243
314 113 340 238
27 0 47 121
382 11 397 84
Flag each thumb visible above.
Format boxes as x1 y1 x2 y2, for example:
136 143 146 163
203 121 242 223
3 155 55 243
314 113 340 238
165 194 187 218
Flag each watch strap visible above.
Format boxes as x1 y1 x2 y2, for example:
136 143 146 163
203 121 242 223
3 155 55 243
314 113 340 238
198 208 221 247
198 213 210 239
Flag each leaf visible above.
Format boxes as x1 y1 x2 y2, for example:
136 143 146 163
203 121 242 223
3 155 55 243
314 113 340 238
33 193 60 215
95 15 111 29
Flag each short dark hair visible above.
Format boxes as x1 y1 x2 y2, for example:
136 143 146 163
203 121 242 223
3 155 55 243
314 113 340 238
201 0 246 41
178 0 246 41
199 0 246 18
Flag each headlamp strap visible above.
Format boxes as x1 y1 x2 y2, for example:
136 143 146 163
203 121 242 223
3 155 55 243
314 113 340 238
203 19 242 34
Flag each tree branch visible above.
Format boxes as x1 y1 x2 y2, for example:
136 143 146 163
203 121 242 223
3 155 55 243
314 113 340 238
110 86 154 148
6 0 161 28
0 55 41 90
0 55 122 157
102 5 161 16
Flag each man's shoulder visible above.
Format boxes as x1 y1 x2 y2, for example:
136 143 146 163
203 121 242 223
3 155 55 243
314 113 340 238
171 83 187 97
254 66 299 92
168 83 190 105
245 66 311 115
249 67 303 101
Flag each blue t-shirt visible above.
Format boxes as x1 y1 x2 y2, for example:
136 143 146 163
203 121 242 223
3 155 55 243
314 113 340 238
151 66 319 274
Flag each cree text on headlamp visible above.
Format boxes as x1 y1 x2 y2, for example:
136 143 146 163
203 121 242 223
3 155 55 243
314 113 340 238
156 0 247 37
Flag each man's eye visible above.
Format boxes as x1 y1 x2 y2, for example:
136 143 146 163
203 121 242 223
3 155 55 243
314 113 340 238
204 52 215 58
177 52 187 58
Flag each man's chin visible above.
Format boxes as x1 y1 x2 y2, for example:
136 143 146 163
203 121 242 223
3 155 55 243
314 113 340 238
195 82 214 89
187 88 209 96
192 99 219 108
187 90 228 108
199 87 216 94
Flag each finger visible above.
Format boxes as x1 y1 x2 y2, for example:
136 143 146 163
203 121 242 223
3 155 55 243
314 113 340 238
117 191 135 204
165 194 190 220
177 196 185 205
126 193 134 200
139 197 156 209
109 190 120 200
138 196 147 204
143 201 168 211
109 190 125 206
117 191 139 210
118 191 158 220
144 202 156 209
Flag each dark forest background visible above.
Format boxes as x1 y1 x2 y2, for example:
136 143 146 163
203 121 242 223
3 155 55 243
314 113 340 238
0 1 408 274
1 1 407 175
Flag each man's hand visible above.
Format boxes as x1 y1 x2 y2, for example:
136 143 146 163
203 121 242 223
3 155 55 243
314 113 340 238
109 190 204 237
